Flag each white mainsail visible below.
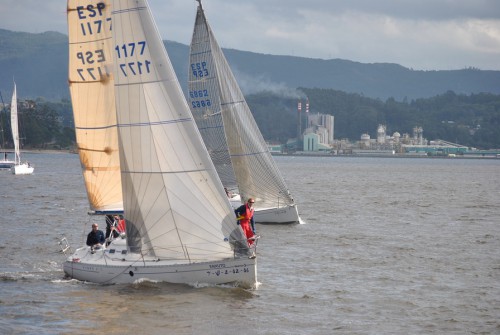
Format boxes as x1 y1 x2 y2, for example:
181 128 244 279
10 82 34 175
188 1 299 223
112 0 239 260
67 0 122 212
10 83 20 164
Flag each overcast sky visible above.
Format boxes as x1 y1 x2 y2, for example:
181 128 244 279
1 0 499 70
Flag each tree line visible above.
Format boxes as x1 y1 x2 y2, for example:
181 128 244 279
1 89 499 151
0 97 74 151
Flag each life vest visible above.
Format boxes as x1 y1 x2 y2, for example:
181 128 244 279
238 203 254 224
116 218 126 233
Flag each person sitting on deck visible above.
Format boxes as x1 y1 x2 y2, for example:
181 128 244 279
86 223 105 249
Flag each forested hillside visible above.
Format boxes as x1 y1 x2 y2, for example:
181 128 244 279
1 29 500 101
2 90 499 151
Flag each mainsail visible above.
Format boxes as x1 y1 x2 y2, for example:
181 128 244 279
67 0 122 212
111 0 239 260
10 83 20 164
188 1 296 210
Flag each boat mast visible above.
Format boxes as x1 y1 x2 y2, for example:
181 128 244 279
196 0 203 10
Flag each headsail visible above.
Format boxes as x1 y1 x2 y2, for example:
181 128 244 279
111 0 240 260
188 2 295 210
67 0 123 212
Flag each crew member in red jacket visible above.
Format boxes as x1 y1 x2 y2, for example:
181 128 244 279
234 198 257 246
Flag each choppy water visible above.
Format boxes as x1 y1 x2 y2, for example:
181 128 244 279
1 153 499 334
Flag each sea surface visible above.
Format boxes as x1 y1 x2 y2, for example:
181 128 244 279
1 153 499 335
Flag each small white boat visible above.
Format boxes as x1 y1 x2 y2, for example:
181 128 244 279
9 83 33 175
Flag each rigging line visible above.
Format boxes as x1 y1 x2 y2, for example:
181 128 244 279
189 49 212 57
122 167 210 174
220 100 245 107
189 75 217 82
68 36 111 45
100 254 148 285
117 118 192 128
75 123 118 131
111 6 147 15
230 150 269 158
199 124 223 130
114 77 182 87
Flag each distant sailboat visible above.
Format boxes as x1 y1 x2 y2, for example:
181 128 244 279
63 0 257 287
10 83 34 175
188 0 300 223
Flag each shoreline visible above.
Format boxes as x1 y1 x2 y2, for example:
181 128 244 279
6 149 499 159
272 152 500 160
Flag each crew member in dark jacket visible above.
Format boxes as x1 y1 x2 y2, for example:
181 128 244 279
86 223 105 248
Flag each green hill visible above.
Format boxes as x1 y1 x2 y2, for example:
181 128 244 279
0 29 499 101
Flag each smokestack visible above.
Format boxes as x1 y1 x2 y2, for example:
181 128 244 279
297 100 302 151
305 98 309 127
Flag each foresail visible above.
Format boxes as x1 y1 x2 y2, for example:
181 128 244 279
188 5 295 209
67 0 123 212
111 0 240 261
10 83 20 164
188 8 238 193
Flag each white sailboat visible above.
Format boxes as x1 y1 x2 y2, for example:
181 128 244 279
63 0 257 287
188 0 300 224
10 83 34 175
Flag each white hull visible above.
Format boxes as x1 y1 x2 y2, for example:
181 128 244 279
63 240 257 288
254 204 300 224
11 163 34 175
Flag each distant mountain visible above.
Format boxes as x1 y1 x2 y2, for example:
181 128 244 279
0 29 68 101
0 28 499 101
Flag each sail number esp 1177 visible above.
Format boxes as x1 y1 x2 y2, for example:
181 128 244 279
115 42 151 77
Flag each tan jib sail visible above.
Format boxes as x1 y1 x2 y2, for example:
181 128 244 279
67 0 122 212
